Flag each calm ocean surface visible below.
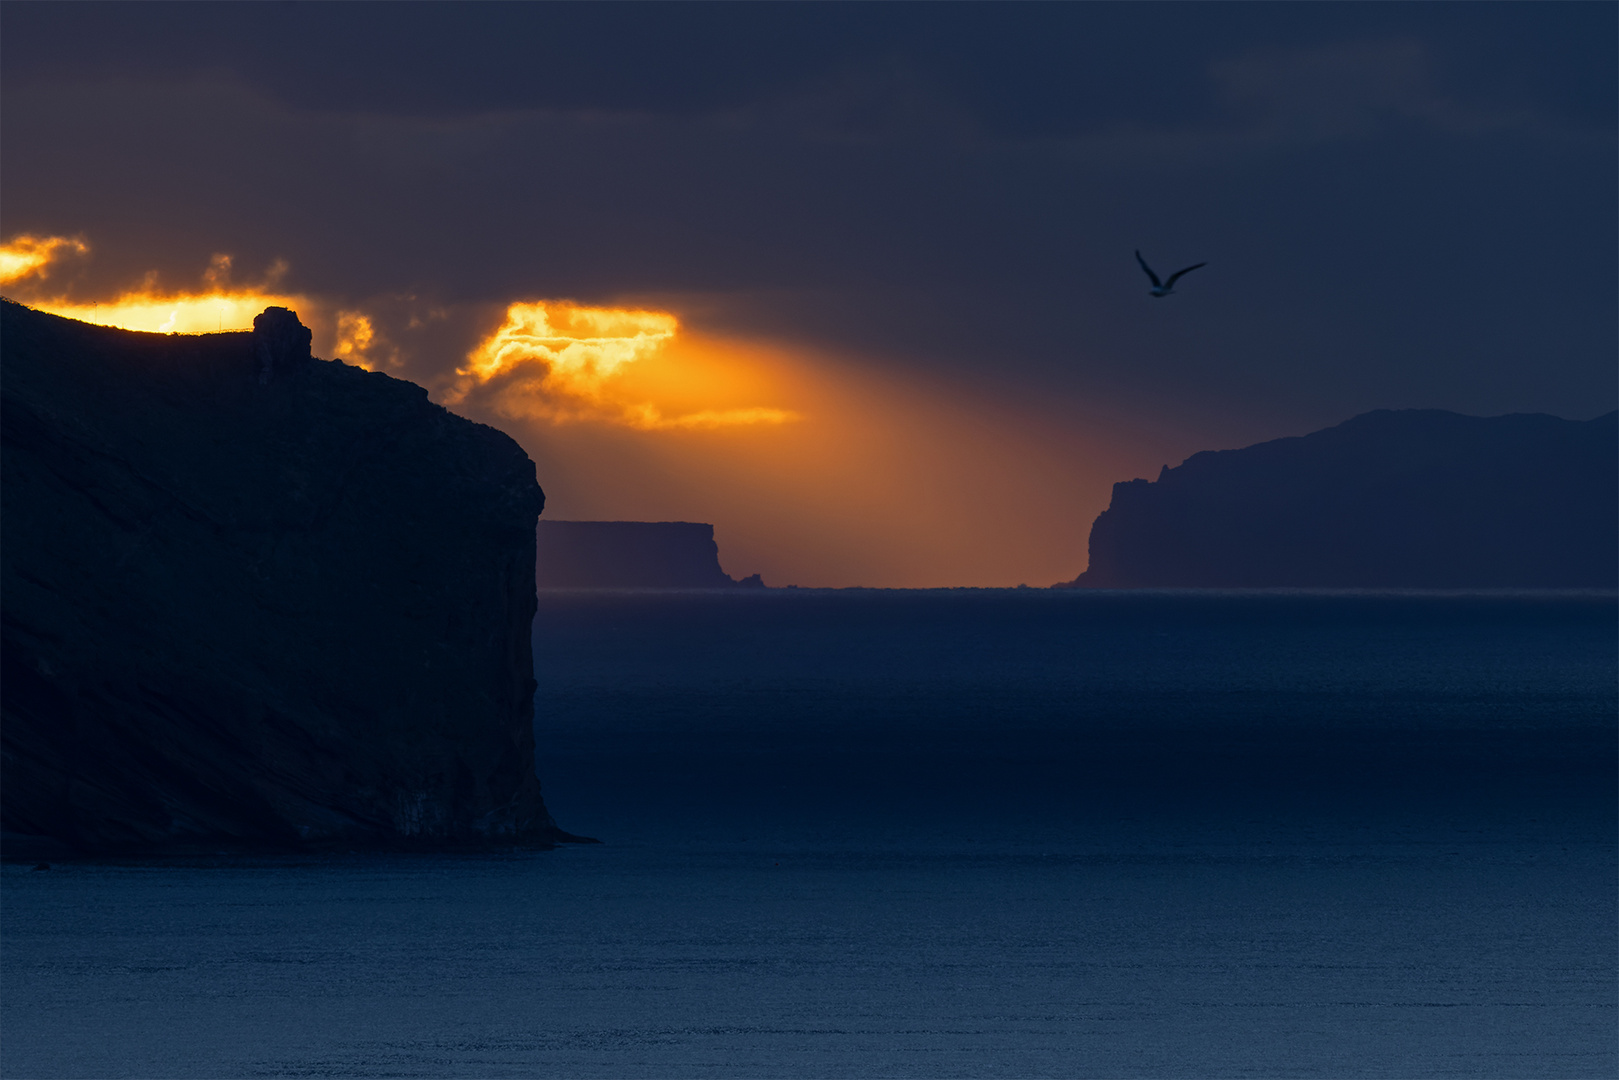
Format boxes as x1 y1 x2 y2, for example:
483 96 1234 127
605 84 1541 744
4 590 1615 1077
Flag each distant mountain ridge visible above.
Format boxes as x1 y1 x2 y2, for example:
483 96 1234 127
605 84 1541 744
1064 409 1617 588
536 520 762 588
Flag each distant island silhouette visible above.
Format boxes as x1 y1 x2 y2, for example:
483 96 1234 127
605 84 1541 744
1 300 583 858
1063 409 1617 588
537 520 763 588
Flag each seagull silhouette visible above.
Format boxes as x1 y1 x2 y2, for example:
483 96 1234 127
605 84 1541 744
1135 251 1207 297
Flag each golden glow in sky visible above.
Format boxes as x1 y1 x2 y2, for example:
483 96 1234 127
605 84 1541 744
1 238 307 335
0 234 1120 586
452 301 798 430
29 289 308 334
509 341 1125 588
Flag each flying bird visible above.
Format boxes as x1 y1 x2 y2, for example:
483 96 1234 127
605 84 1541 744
1135 251 1207 297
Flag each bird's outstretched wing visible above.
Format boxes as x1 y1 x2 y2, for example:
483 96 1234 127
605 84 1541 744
1164 262 1207 288
1134 250 1162 288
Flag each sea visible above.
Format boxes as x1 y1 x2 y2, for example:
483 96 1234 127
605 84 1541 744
3 589 1615 1077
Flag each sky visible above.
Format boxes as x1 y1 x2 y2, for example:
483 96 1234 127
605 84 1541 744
3 2 1614 587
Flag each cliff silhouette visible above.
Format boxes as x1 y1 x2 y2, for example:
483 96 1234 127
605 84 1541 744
536 520 761 588
1 300 576 857
1065 409 1618 589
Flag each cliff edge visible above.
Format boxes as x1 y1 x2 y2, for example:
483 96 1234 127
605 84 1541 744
1065 409 1618 588
2 300 571 856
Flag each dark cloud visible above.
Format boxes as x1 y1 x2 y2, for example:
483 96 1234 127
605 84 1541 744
5 3 1612 130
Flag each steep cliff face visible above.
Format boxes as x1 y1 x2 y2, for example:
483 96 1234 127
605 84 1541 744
1066 409 1618 588
2 300 569 855
536 520 756 588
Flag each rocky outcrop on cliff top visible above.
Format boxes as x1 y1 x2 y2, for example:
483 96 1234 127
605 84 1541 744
2 300 574 856
1065 409 1618 589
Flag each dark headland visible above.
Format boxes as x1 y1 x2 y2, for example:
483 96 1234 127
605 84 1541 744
1 299 584 858
536 520 763 588
1064 409 1618 588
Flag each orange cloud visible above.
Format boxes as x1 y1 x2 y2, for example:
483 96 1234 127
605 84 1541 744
449 300 798 430
0 234 89 285
334 310 401 370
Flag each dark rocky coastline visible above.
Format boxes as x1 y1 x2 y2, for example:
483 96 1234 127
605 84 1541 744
2 300 582 857
1065 409 1618 589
